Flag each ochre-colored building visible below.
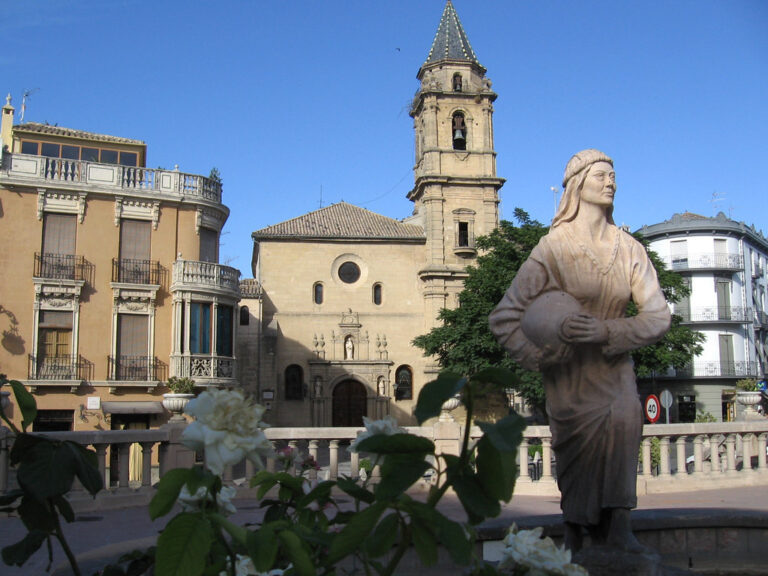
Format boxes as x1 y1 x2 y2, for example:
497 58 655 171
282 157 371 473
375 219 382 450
239 2 505 426
0 95 240 435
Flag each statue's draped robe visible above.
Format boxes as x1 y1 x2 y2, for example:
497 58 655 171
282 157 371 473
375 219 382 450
490 225 670 525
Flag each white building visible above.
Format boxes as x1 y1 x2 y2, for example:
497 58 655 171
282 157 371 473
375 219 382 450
638 212 767 421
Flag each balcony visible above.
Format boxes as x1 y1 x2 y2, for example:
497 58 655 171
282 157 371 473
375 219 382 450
112 258 162 285
661 360 759 379
170 354 236 383
27 354 91 382
2 154 222 204
676 306 752 324
107 355 163 382
668 252 743 271
171 260 240 297
34 252 88 281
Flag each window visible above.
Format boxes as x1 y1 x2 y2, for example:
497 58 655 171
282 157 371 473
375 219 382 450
189 303 211 354
116 314 149 380
458 222 470 247
17 139 142 166
33 410 74 432
452 73 463 92
239 306 250 326
216 305 233 356
373 283 382 305
100 149 118 164
119 219 151 283
452 112 466 150
285 364 304 400
313 282 324 304
678 395 696 423
395 365 413 400
36 311 73 379
21 141 39 155
670 240 688 269
199 228 219 263
40 213 77 279
338 261 361 284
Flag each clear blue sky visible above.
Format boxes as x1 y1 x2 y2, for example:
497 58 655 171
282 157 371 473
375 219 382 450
3 1 767 274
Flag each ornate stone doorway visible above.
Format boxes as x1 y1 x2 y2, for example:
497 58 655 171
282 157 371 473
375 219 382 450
332 379 367 427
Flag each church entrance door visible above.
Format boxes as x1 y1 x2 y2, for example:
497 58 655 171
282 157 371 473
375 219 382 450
332 380 367 427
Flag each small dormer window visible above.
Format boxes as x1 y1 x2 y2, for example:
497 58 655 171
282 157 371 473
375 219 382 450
453 73 463 92
452 112 466 151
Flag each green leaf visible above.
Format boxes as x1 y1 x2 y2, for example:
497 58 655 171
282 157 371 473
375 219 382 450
277 530 314 576
366 513 399 558
375 454 430 501
476 437 516 502
9 433 46 466
296 480 334 509
450 472 500 524
335 477 375 504
414 372 466 424
64 441 103 496
9 380 36 432
471 367 520 389
247 525 278 572
325 501 386 565
356 433 435 455
155 513 213 576
16 440 77 500
149 468 194 520
1 529 47 566
477 413 526 454
435 514 472 565
17 495 55 533
411 517 438 566
52 494 75 523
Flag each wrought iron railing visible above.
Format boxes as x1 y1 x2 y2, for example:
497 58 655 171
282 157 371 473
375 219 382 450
663 360 759 379
28 355 89 380
111 258 162 284
676 306 752 323
108 355 160 381
34 252 87 281
171 354 236 380
668 252 743 271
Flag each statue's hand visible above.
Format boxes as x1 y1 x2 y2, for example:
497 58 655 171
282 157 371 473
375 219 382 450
560 314 609 344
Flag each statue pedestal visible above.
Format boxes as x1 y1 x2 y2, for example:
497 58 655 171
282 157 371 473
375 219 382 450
574 545 667 576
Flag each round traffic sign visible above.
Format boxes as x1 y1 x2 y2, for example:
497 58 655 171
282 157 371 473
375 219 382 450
660 389 673 409
645 394 660 423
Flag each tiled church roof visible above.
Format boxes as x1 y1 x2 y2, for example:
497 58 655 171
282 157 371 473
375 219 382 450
14 122 144 145
421 0 483 71
252 202 424 241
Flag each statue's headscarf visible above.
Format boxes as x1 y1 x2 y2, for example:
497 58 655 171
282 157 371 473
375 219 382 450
551 149 614 228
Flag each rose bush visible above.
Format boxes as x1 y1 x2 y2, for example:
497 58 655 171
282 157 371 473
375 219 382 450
499 525 587 576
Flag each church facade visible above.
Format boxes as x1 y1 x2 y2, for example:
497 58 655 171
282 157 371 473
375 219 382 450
238 1 505 426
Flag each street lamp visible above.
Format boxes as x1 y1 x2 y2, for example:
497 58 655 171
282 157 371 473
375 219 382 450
551 186 559 216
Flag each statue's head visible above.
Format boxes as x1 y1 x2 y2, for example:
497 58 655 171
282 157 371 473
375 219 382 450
552 149 615 228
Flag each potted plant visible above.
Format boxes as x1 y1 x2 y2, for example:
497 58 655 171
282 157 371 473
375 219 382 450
734 378 762 418
162 377 196 421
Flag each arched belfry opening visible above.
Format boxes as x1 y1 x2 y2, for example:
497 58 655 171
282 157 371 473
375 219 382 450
452 112 466 150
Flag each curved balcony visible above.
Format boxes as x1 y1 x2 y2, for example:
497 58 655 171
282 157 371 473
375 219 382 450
659 360 759 379
171 260 240 298
676 306 752 324
1 153 222 204
667 252 743 272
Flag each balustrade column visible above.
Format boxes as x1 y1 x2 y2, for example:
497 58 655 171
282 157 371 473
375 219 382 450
350 449 360 480
117 443 131 489
675 436 687 475
288 440 299 475
725 434 737 475
758 433 768 473
329 440 339 480
541 437 553 481
710 436 721 473
222 464 233 484
518 438 530 482
659 437 671 477
693 436 704 475
641 438 652 478
245 459 256 483
94 444 108 487
140 442 154 487
742 434 755 473
308 440 319 481
266 442 277 473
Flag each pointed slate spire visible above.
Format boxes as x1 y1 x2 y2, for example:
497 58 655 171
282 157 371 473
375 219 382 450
421 1 484 73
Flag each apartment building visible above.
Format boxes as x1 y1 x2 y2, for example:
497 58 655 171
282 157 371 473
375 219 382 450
638 212 767 421
0 94 240 434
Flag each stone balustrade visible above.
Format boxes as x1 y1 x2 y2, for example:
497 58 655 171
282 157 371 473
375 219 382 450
2 420 767 505
171 259 241 294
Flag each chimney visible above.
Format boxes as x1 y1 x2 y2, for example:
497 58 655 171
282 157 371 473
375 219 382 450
1 94 14 155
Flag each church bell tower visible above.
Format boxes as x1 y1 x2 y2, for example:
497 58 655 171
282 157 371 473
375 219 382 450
409 1 505 325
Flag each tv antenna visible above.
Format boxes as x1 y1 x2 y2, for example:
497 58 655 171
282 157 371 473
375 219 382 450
709 191 726 216
20 88 39 123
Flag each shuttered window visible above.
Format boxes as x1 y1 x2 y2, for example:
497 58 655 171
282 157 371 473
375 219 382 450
119 219 151 261
42 213 76 256
117 314 149 358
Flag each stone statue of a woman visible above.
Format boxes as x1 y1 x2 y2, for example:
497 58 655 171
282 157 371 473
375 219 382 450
489 149 671 552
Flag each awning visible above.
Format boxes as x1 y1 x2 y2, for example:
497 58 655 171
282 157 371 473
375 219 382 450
101 401 164 415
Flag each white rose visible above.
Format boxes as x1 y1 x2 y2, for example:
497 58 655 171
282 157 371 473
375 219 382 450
182 389 273 475
348 415 404 453
219 555 290 576
178 484 237 516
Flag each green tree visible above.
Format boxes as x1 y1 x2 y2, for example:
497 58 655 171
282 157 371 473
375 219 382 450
413 209 704 416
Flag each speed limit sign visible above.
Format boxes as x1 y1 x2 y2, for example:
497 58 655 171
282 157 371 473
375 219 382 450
645 394 660 423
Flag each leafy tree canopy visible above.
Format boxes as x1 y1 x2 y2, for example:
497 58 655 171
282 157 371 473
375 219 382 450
413 208 704 416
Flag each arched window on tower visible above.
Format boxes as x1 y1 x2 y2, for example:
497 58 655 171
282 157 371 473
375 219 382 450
373 283 383 305
452 112 466 151
239 306 250 325
452 73 463 92
285 364 304 400
313 282 324 305
394 365 413 400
